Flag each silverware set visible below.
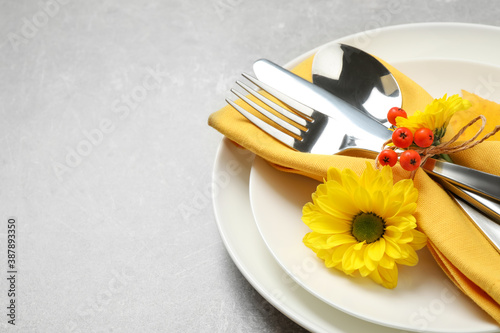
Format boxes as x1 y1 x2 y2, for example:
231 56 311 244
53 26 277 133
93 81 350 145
225 43 500 251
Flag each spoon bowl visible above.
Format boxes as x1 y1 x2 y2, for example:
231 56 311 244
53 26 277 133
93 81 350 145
311 43 401 125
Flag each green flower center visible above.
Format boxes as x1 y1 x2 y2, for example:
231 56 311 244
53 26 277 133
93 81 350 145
351 212 385 243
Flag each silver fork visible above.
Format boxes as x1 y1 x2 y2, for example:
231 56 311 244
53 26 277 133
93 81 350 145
226 74 390 156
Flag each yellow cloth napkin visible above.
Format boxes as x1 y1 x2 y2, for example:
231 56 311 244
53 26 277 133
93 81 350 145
208 54 500 324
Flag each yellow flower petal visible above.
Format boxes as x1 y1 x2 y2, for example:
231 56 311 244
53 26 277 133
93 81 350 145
324 191 358 217
378 265 398 289
360 163 392 193
332 243 353 264
315 193 356 218
409 229 428 250
303 232 331 250
379 254 395 269
397 202 418 216
379 165 394 185
316 249 335 267
398 230 414 244
369 268 383 285
359 264 373 277
310 218 352 234
354 186 372 213
327 167 343 184
385 215 416 231
326 234 357 247
342 243 365 273
302 204 352 234
341 168 361 193
384 237 402 259
364 246 377 272
384 200 403 218
313 183 329 198
396 244 419 266
367 238 386 262
353 241 365 251
384 225 403 241
370 191 387 217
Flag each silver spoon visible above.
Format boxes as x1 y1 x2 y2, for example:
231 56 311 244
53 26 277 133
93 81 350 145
310 43 500 228
312 43 401 126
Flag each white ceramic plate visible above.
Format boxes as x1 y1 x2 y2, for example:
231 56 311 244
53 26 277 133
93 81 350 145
213 23 500 333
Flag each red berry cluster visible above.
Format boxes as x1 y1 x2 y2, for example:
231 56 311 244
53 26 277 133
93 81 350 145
378 107 435 172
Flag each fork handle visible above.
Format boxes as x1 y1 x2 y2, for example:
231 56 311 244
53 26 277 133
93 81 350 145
423 158 500 203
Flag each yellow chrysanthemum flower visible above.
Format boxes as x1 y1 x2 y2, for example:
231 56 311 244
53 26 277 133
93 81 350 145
302 162 427 289
396 94 471 141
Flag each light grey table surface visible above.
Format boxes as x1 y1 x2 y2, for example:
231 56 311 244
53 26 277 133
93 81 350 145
1 1 500 332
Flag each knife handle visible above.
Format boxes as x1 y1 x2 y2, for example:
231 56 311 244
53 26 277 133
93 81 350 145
423 159 500 204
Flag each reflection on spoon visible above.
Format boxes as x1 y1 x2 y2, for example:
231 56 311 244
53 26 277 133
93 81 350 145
312 43 401 125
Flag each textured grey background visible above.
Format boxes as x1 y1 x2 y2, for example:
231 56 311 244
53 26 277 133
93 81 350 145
0 0 499 332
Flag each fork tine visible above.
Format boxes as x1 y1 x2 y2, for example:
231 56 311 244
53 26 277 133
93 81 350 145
242 73 314 118
230 88 302 137
235 80 307 127
225 98 296 149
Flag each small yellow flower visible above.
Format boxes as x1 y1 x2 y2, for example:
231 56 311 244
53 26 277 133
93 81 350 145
396 94 471 141
302 162 427 289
